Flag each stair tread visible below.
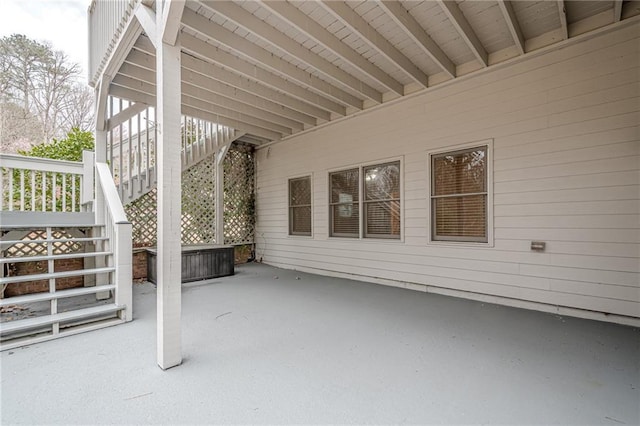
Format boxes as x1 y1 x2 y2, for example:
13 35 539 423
0 285 116 307
0 304 124 335
0 267 115 285
0 251 112 264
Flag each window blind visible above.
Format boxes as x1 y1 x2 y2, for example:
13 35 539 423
289 176 311 236
364 161 400 238
431 147 487 242
330 168 359 237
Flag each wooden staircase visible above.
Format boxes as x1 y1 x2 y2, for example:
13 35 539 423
115 119 244 205
0 225 128 350
0 153 133 351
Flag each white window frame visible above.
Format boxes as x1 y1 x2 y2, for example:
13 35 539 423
427 140 494 247
288 174 313 238
328 157 403 241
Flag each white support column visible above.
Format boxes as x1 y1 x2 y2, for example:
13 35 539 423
94 76 110 226
214 143 229 245
94 78 110 299
114 220 133 322
156 28 183 369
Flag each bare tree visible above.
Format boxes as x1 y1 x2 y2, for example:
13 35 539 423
30 49 80 142
0 34 94 153
59 83 94 132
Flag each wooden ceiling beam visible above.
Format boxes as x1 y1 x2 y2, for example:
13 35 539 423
557 0 569 39
109 80 283 141
259 0 404 96
613 0 623 22
497 1 526 55
182 8 363 110
320 1 429 88
123 49 316 126
200 0 382 103
118 60 305 132
180 33 345 117
437 0 488 67
160 0 185 45
134 34 328 121
378 1 456 78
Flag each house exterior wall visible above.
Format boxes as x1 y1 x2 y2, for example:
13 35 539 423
254 24 639 324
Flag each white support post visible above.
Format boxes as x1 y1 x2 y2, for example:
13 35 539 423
94 131 110 299
215 149 225 245
81 150 95 209
114 221 133 322
94 78 109 225
156 24 183 369
94 79 110 297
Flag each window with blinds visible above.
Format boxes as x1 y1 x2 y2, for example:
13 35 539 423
431 146 487 242
329 168 359 237
364 161 400 239
289 176 312 236
330 161 401 239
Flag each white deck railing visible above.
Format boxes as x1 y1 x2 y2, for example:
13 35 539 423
96 162 132 322
0 152 94 213
88 0 139 85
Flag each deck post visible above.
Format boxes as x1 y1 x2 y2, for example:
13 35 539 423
214 143 230 245
94 76 110 226
94 78 110 298
155 6 183 370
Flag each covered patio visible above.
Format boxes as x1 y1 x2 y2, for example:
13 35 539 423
2 263 638 424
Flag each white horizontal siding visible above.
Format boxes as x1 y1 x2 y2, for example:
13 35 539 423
255 24 640 323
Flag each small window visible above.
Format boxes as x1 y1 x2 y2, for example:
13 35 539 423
329 168 359 237
289 176 312 236
329 160 401 239
431 146 487 242
364 162 400 239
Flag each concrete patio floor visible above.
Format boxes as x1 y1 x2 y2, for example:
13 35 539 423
1 263 639 425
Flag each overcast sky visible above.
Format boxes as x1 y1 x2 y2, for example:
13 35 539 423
0 0 92 81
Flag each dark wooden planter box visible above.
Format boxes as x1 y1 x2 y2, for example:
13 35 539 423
146 244 234 284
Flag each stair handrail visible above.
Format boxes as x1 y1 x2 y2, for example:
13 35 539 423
0 153 88 213
96 161 132 322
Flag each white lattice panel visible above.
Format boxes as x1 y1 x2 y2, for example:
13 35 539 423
4 230 83 257
182 156 216 244
124 144 255 247
224 145 255 245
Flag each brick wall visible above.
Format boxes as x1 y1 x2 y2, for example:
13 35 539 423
133 249 147 280
4 258 84 297
234 244 253 264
